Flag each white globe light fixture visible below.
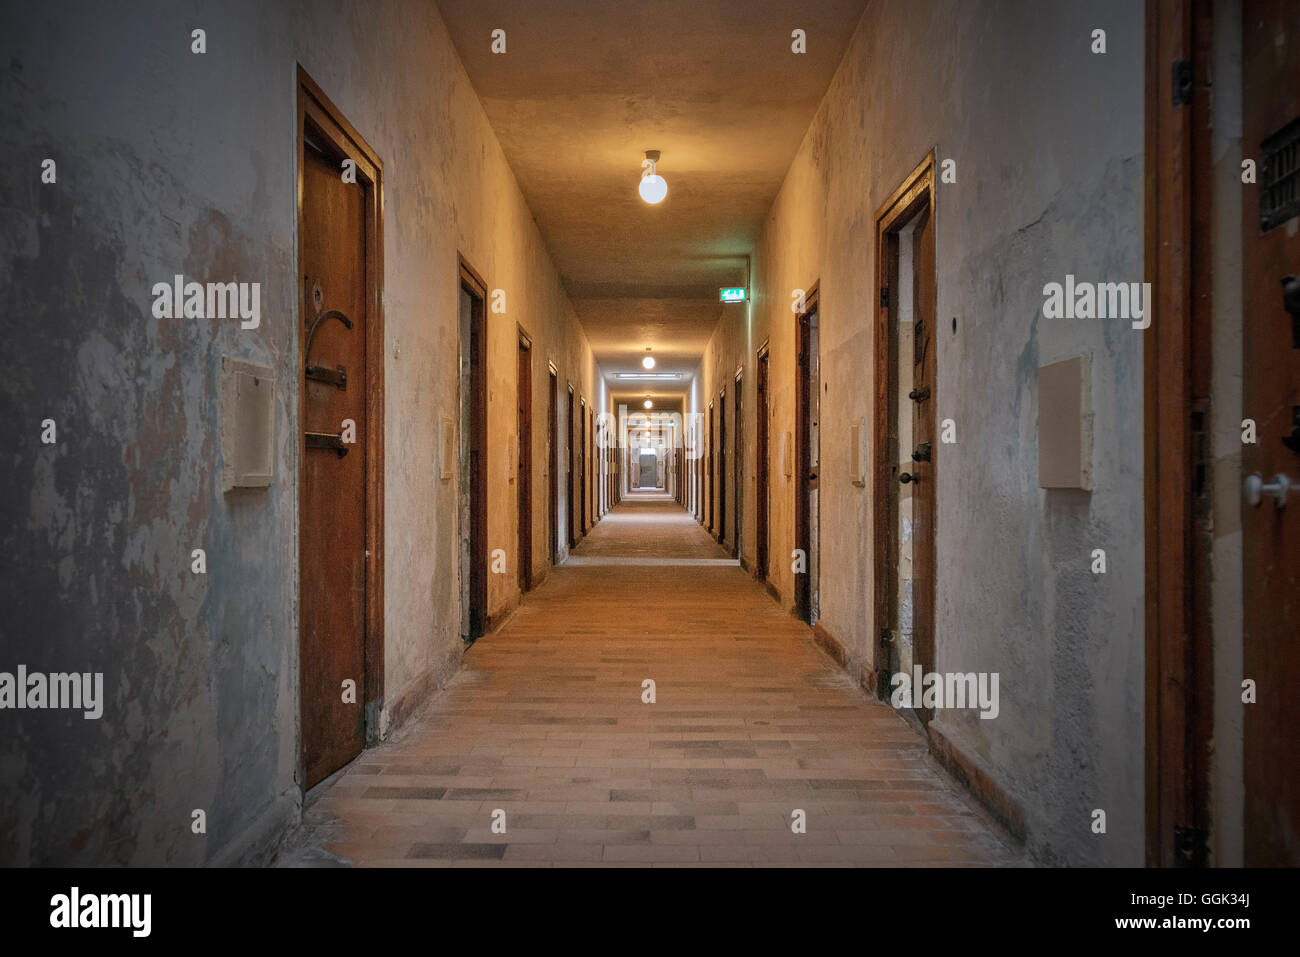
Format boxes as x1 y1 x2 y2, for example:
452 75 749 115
644 397 653 410
639 150 667 205
642 348 655 369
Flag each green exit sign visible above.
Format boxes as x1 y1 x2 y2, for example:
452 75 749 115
720 287 747 303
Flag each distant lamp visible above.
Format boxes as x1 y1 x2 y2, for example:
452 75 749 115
639 150 667 205
644 397 653 409
642 348 655 370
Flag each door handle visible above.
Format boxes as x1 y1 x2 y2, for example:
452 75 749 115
1244 472 1293 508
912 443 932 463
304 307 354 389
908 386 930 402
900 471 919 485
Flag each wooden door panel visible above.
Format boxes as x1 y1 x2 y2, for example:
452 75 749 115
300 140 367 788
1242 0 1300 866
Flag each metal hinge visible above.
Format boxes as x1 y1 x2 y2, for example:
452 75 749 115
1172 60 1192 106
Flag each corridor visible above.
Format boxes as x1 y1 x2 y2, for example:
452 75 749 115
5 0 1297 880
292 493 1018 865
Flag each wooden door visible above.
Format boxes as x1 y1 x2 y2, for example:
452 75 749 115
734 374 743 559
795 293 820 623
580 399 588 534
1242 0 1300 866
873 154 935 720
459 264 488 643
708 401 715 531
516 331 533 592
718 389 727 545
567 385 576 547
548 369 558 564
298 77 383 789
756 344 770 579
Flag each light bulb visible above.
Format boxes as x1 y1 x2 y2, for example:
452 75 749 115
638 173 667 204
644 399 653 409
642 354 655 369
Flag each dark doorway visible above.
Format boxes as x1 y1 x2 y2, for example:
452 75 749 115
734 371 743 560
795 289 821 624
458 259 488 645
874 155 936 723
516 328 533 593
580 398 588 534
297 69 385 789
548 367 559 565
707 400 715 532
756 342 770 580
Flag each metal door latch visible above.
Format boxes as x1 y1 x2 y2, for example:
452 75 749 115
305 431 349 458
899 471 919 485
1244 472 1293 507
908 386 930 402
912 443 932 463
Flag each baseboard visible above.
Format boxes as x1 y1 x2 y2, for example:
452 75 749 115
382 647 462 737
811 621 848 668
762 579 781 606
209 789 301 867
926 721 1027 844
739 556 750 572
487 591 522 634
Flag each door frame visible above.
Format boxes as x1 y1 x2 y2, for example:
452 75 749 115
1143 0 1214 867
295 66 385 773
516 325 533 593
873 152 935 696
794 282 820 623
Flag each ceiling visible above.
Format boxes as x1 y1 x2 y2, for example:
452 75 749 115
436 0 868 380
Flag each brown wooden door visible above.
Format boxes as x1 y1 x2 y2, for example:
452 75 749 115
459 266 488 643
734 375 743 559
580 400 588 532
718 389 727 545
756 345 770 579
909 206 937 722
548 370 558 564
299 120 369 788
567 386 576 547
708 402 715 531
873 159 936 719
516 332 533 592
795 296 820 623
1242 0 1300 866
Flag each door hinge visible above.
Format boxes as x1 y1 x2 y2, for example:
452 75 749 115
1172 59 1192 106
880 287 890 309
1173 825 1208 867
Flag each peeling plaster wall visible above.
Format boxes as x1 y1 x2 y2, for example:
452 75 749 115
701 0 1145 865
1 0 598 865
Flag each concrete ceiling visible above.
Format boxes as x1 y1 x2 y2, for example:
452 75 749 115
437 0 867 379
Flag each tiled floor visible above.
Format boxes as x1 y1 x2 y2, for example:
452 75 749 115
288 491 1021 867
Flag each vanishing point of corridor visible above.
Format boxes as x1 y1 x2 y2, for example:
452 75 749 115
296 493 1018 866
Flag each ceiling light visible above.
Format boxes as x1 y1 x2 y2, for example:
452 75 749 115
639 150 667 205
642 348 655 369
644 396 653 409
613 372 680 380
